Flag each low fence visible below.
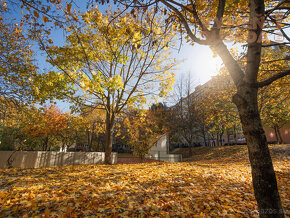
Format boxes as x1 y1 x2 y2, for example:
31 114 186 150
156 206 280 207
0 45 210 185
146 153 182 162
0 151 117 169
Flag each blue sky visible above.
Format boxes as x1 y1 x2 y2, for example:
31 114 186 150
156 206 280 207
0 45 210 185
7 1 288 111
7 1 223 111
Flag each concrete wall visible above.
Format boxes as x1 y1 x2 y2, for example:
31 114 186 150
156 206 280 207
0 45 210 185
148 153 182 162
0 151 117 169
148 134 182 162
150 134 169 154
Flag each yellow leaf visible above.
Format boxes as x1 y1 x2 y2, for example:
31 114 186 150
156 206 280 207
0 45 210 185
44 208 50 217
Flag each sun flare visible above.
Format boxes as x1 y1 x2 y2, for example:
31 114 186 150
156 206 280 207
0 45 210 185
178 44 223 84
191 50 223 84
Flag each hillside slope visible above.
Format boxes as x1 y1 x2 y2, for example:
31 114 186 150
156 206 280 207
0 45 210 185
172 144 289 164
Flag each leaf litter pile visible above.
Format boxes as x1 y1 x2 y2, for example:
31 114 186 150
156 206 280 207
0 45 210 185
0 145 289 217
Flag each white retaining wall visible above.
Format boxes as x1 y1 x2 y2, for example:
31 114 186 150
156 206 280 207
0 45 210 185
147 153 182 162
150 134 169 154
147 134 182 162
0 151 117 169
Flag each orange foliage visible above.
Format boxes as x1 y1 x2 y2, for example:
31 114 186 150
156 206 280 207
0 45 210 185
24 105 68 137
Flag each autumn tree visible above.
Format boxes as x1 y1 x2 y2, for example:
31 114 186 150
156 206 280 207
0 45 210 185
47 7 176 164
102 0 290 216
5 0 289 214
79 108 106 151
169 72 200 151
260 88 289 144
55 113 84 152
260 89 289 144
258 46 290 144
149 102 170 134
197 71 241 146
0 2 76 109
23 105 68 151
0 101 45 151
0 6 38 104
122 109 160 161
0 97 24 150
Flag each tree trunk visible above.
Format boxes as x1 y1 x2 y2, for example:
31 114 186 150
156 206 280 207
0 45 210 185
207 136 210 147
233 86 284 217
273 125 279 144
277 127 283 144
234 125 238 145
219 131 224 146
62 141 65 152
216 132 219 146
43 136 49 151
104 112 114 164
274 125 283 144
226 131 229 145
87 129 91 148
202 129 207 146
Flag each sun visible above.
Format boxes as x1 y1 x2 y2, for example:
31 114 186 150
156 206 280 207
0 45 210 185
197 51 223 81
177 44 223 84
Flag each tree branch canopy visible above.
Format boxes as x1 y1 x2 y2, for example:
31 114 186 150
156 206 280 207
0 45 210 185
257 69 290 88
159 0 208 45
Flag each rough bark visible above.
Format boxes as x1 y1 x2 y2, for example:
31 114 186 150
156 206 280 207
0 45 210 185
233 85 284 217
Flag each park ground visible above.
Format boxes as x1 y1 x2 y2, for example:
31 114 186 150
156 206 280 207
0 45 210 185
0 144 289 217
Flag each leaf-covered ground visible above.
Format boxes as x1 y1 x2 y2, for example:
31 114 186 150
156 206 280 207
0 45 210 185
0 145 289 217
118 157 161 164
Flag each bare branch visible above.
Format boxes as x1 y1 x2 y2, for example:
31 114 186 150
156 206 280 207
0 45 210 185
257 69 290 88
159 0 208 45
268 15 290 42
265 0 289 17
261 42 290 47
